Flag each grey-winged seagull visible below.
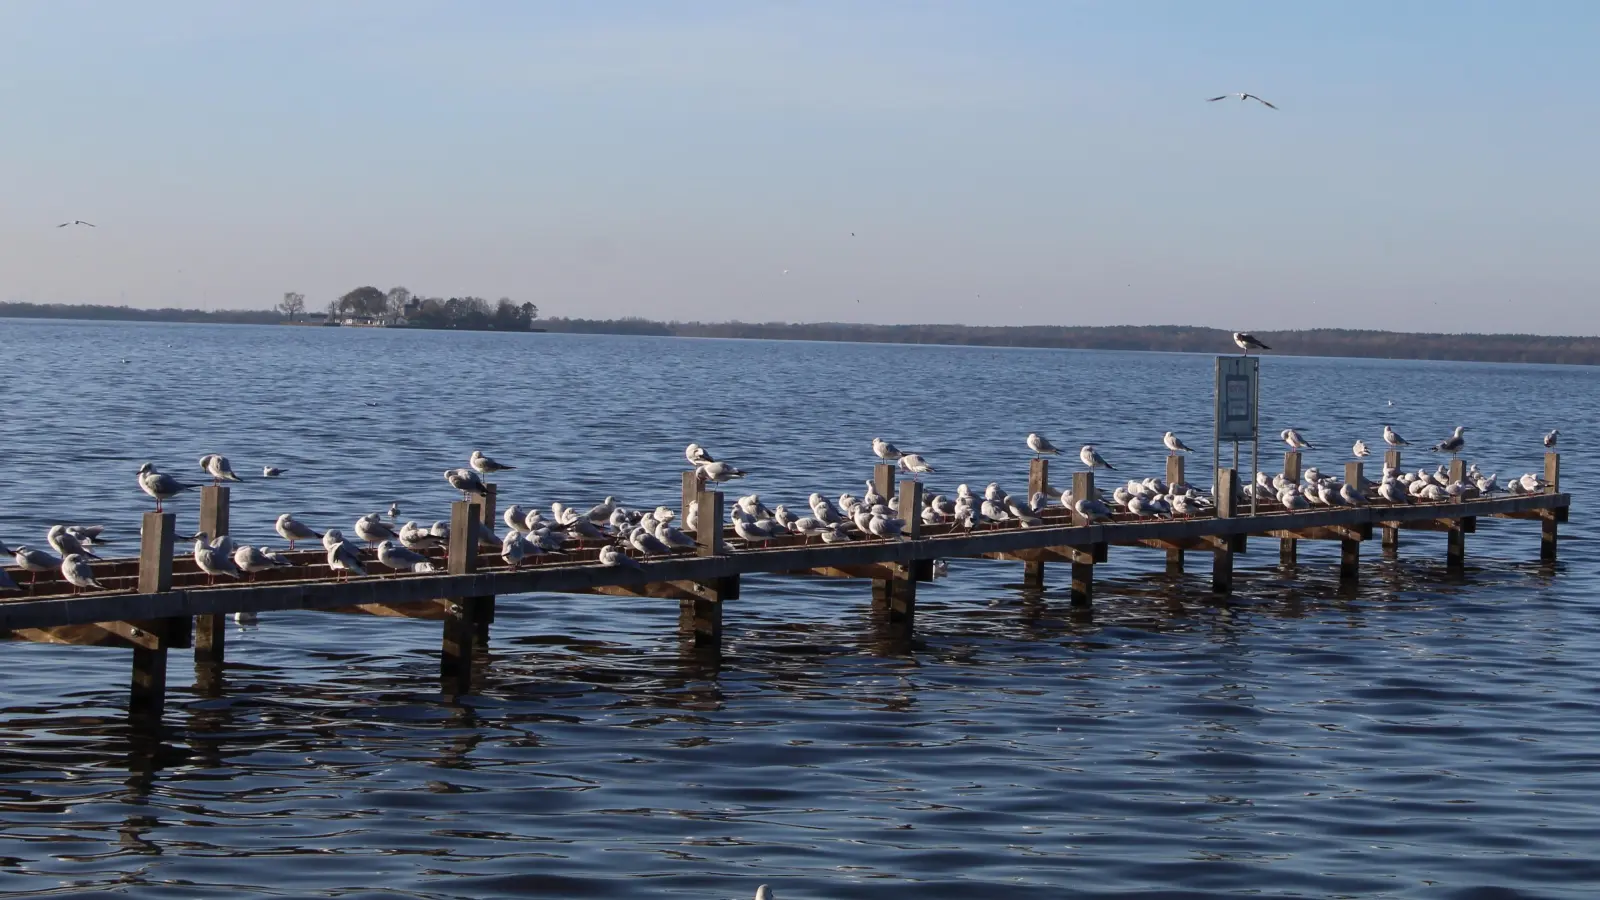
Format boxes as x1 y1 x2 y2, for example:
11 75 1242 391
1208 93 1276 109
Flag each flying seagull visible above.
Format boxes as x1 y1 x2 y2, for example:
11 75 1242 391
1233 332 1271 355
57 220 96 228
1208 93 1276 109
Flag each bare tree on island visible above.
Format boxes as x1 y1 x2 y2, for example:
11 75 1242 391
385 286 411 323
277 291 306 322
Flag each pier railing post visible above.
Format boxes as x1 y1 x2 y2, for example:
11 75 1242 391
1542 452 1560 562
474 484 498 644
1446 460 1467 572
131 512 178 717
1383 450 1402 554
1280 451 1301 564
873 464 896 505
1064 472 1099 605
194 486 230 673
685 489 728 646
1069 472 1096 526
695 490 725 556
441 499 483 694
1024 459 1049 588
1165 455 1186 574
1212 468 1237 594
1340 462 1363 582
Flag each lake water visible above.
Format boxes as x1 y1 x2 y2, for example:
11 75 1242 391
1 319 1596 899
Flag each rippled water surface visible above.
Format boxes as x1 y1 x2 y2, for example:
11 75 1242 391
1 319 1597 899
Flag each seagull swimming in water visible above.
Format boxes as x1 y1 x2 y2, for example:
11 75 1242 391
1233 332 1271 355
1208 93 1277 109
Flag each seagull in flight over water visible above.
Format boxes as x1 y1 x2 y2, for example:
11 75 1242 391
1208 93 1277 109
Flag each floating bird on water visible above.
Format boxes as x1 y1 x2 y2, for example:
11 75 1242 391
469 450 515 474
1545 429 1559 449
1163 432 1194 454
1080 444 1116 471
388 501 401 519
1431 426 1467 456
136 463 193 511
1208 93 1276 109
1382 425 1410 448
262 466 286 477
61 553 105 593
1233 332 1271 355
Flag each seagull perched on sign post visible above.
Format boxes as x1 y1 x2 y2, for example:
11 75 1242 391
1208 93 1276 109
1233 332 1270 356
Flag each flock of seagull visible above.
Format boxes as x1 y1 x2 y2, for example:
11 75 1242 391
0 413 1561 597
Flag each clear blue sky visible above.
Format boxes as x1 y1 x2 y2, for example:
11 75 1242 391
2 1 1596 333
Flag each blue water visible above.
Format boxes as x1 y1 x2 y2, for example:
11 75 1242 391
0 319 1595 899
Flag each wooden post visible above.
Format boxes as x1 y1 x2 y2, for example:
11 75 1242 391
1212 468 1237 594
441 499 482 693
192 486 231 669
1021 462 1047 587
1280 451 1301 564
1444 459 1468 572
1070 472 1096 525
682 471 702 539
1165 455 1185 573
898 479 923 541
1339 461 1363 583
1383 450 1402 553
696 490 725 556
872 568 918 629
873 464 896 505
679 576 734 647
475 484 497 644
1069 549 1093 607
1542 452 1560 562
132 512 176 717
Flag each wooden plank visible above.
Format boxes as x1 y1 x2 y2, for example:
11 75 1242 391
1070 472 1096 525
196 487 230 667
326 599 454 619
1213 468 1237 594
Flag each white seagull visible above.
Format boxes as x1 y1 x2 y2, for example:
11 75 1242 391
1208 93 1277 109
686 443 716 466
262 466 286 477
1163 431 1194 454
1382 425 1411 448
1281 429 1314 451
136 462 193 511
897 453 934 475
1232 332 1271 355
199 453 244 484
275 513 322 549
1027 433 1060 457
61 553 105 593
1544 429 1559 449
1080 444 1116 471
1353 439 1370 459
872 437 904 464
469 450 515 474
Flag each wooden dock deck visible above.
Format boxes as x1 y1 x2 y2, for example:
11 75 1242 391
0 454 1570 716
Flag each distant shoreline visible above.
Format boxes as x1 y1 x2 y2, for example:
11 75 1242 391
4 302 1600 366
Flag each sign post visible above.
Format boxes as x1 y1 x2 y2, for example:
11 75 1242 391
1214 356 1260 516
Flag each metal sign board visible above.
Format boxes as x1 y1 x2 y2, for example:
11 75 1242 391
1214 356 1258 442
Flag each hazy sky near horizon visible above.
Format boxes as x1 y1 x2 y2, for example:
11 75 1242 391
2 1 1597 333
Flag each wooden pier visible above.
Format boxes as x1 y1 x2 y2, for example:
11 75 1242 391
0 453 1570 716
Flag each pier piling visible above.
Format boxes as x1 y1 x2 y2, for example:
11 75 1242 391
194 486 230 671
1024 459 1050 588
441 499 482 693
1069 472 1097 605
1212 468 1237 594
131 511 178 716
1341 462 1364 582
1446 460 1468 572
474 483 498 643
1166 455 1186 574
1383 450 1403 554
1280 451 1302 564
1542 452 1561 562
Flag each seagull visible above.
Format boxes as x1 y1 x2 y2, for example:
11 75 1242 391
872 437 904 464
686 443 717 466
1163 432 1194 454
234 545 292 579
1233 332 1271 355
445 467 489 499
469 450 515 474
262 466 286 477
696 461 747 483
897 453 935 475
1281 429 1314 451
193 532 242 584
199 453 244 484
354 514 398 546
275 513 321 550
0 565 16 593
61 554 105 593
136 462 193 511
57 220 96 228
1353 439 1371 459
326 541 366 581
388 501 401 519
1544 429 1559 449
47 525 101 561
1431 426 1467 456
599 544 641 569
1382 425 1411 448
1080 444 1116 471
1208 93 1277 109
14 546 61 584
1027 433 1061 457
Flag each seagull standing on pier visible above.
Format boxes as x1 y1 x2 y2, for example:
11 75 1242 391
13 546 60 584
1163 432 1194 454
1353 439 1370 459
696 461 747 483
445 467 489 499
1233 332 1271 355
193 532 242 584
872 437 904 465
1431 426 1467 456
1027 433 1060 457
1383 425 1411 448
136 463 193 511
47 525 101 561
897 453 934 476
1544 430 1559 448
1208 93 1277 109
199 454 244 484
275 513 322 549
61 554 105 593
1281 429 1314 451
686 443 717 466
1080 444 1116 471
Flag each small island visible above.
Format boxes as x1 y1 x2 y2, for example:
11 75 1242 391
278 286 542 331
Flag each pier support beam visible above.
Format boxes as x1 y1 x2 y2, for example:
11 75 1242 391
1280 451 1301 564
1542 452 1560 562
1446 460 1467 573
1212 468 1237 594
1165 455 1186 574
1068 472 1098 605
131 511 178 717
474 483 498 644
680 576 734 646
441 499 483 694
1025 459 1049 588
1340 462 1364 583
1382 450 1403 555
194 486 230 673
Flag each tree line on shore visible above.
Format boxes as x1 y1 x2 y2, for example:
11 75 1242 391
279 286 540 331
5 301 1600 364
